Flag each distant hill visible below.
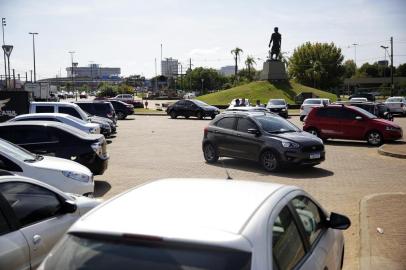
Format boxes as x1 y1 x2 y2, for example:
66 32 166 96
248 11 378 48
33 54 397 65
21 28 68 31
197 80 337 105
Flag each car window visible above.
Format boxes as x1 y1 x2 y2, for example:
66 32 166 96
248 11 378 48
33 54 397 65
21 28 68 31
216 117 235 130
0 182 62 227
59 107 81 119
177 100 186 106
315 108 341 118
13 126 50 144
35 106 54 113
272 206 306 270
236 118 257 133
17 117 60 122
0 208 10 235
0 154 23 172
291 196 324 246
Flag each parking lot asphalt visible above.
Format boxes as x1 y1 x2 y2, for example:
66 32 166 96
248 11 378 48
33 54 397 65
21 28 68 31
94 114 406 270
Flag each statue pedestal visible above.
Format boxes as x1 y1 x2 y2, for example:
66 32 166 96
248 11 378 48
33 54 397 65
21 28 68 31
260 60 288 81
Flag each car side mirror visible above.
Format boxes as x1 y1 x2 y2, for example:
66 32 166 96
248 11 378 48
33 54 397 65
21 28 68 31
247 128 260 136
61 200 77 214
328 212 351 230
355 116 363 120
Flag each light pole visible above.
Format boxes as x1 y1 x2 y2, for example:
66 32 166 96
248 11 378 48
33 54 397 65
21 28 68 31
69 51 75 98
201 78 204 93
380 45 389 77
29 32 38 82
352 43 358 66
2 18 6 89
2 45 12 89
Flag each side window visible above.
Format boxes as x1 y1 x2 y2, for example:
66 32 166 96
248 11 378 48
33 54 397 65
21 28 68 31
0 182 61 227
59 107 81 119
0 154 23 172
13 126 50 144
272 206 306 270
176 100 186 106
236 118 257 133
216 117 235 130
35 106 54 113
0 208 10 235
341 108 358 120
316 108 340 118
291 196 324 246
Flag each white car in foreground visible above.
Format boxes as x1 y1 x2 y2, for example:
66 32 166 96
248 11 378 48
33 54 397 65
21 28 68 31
300 98 331 121
0 138 94 196
9 113 101 134
384 96 406 115
40 179 350 270
0 174 101 270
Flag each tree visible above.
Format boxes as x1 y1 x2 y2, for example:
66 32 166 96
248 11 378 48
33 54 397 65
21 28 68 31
231 47 243 78
396 63 406 77
343 60 356 78
180 67 228 94
289 42 344 90
357 62 379 77
245 56 256 81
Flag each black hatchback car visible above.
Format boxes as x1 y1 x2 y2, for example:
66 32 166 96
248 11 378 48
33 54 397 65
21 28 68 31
167 100 220 119
108 100 134 120
202 112 325 172
0 121 109 175
75 101 117 124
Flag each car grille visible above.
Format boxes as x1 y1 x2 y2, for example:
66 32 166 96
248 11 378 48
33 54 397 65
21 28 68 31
302 144 324 152
270 108 282 112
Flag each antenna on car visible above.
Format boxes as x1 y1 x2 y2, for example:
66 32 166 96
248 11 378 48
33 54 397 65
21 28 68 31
219 158 233 180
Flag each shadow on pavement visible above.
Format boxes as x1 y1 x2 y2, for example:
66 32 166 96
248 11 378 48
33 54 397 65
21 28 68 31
106 140 113 144
210 158 333 179
169 117 213 121
120 118 135 121
94 180 111 197
325 140 374 148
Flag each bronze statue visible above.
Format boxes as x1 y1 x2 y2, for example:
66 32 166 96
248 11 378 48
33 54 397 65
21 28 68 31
268 27 281 61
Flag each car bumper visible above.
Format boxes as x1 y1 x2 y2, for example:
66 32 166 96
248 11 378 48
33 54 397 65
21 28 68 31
80 154 109 175
280 150 326 166
383 129 403 141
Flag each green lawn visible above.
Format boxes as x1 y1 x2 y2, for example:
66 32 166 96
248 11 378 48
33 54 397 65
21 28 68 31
197 80 337 105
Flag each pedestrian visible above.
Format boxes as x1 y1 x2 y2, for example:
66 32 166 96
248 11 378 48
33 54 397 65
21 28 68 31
145 100 149 109
241 98 247 107
256 100 261 107
235 98 240 107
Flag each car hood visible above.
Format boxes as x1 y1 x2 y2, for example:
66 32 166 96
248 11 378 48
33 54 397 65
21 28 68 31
271 131 323 146
267 105 286 109
68 194 102 216
31 156 92 175
372 118 401 128
90 116 113 124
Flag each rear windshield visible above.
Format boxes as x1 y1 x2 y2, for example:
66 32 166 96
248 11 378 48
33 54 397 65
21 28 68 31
43 234 251 270
94 103 113 112
303 99 322 105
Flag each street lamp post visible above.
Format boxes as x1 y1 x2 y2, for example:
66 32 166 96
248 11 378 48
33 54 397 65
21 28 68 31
69 51 75 99
380 45 389 77
2 18 6 89
2 45 13 89
29 32 38 82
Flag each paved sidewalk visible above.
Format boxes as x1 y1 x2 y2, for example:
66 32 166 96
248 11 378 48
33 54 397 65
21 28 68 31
360 193 406 270
378 142 406 159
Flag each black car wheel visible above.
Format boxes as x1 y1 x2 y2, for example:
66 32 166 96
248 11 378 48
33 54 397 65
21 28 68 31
366 130 383 146
203 143 219 163
260 150 279 172
211 114 216 119
197 111 204 120
185 115 190 119
170 111 177 119
117 111 126 120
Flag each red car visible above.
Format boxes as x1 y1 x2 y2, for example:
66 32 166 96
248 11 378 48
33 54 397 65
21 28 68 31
303 105 402 146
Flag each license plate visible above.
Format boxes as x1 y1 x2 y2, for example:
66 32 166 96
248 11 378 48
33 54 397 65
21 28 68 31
310 153 321 159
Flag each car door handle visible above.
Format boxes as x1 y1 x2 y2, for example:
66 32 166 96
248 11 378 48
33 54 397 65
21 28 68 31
33 234 42 245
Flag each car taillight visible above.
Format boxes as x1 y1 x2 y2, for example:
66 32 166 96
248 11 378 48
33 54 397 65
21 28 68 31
204 126 208 136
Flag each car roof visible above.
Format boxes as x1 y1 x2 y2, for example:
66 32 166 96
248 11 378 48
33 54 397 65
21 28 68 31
221 110 274 117
70 179 292 243
31 101 78 106
14 113 71 119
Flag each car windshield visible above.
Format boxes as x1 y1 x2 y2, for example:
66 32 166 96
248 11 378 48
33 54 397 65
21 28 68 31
351 106 378 119
255 115 300 133
304 99 322 105
387 97 403 102
192 100 209 107
43 234 252 270
0 139 39 162
268 100 285 105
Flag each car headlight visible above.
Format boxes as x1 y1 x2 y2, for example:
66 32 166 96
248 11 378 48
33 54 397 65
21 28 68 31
62 171 90 183
385 126 398 131
282 108 286 111
281 140 300 148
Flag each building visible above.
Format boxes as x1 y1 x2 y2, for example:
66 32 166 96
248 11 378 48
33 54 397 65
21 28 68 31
66 63 120 79
161 58 178 77
218 65 235 76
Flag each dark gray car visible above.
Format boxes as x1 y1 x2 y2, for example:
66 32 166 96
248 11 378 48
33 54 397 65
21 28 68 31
202 111 325 172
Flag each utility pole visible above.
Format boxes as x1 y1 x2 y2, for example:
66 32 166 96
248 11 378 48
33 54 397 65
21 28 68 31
30 70 32 82
69 51 75 98
29 32 38 82
12 68 15 88
25 71 27 82
352 43 358 66
2 18 6 89
390 37 394 96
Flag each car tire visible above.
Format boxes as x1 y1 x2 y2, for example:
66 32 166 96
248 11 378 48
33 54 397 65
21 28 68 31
117 111 125 120
203 143 219 163
185 115 190 119
211 114 216 119
366 130 383 146
197 111 203 120
170 111 177 119
260 150 280 172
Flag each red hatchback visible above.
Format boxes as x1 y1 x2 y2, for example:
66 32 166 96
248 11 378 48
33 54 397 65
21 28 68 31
303 105 403 146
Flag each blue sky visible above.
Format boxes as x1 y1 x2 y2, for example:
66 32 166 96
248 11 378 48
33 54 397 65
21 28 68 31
1 0 405 79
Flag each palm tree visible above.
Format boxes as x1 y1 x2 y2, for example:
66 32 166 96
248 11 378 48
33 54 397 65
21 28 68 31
231 47 243 77
245 56 256 80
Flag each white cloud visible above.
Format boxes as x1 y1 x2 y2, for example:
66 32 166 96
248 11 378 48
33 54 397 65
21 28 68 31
188 47 221 56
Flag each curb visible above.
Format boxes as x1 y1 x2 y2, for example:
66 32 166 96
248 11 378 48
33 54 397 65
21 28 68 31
359 192 406 270
377 145 406 159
